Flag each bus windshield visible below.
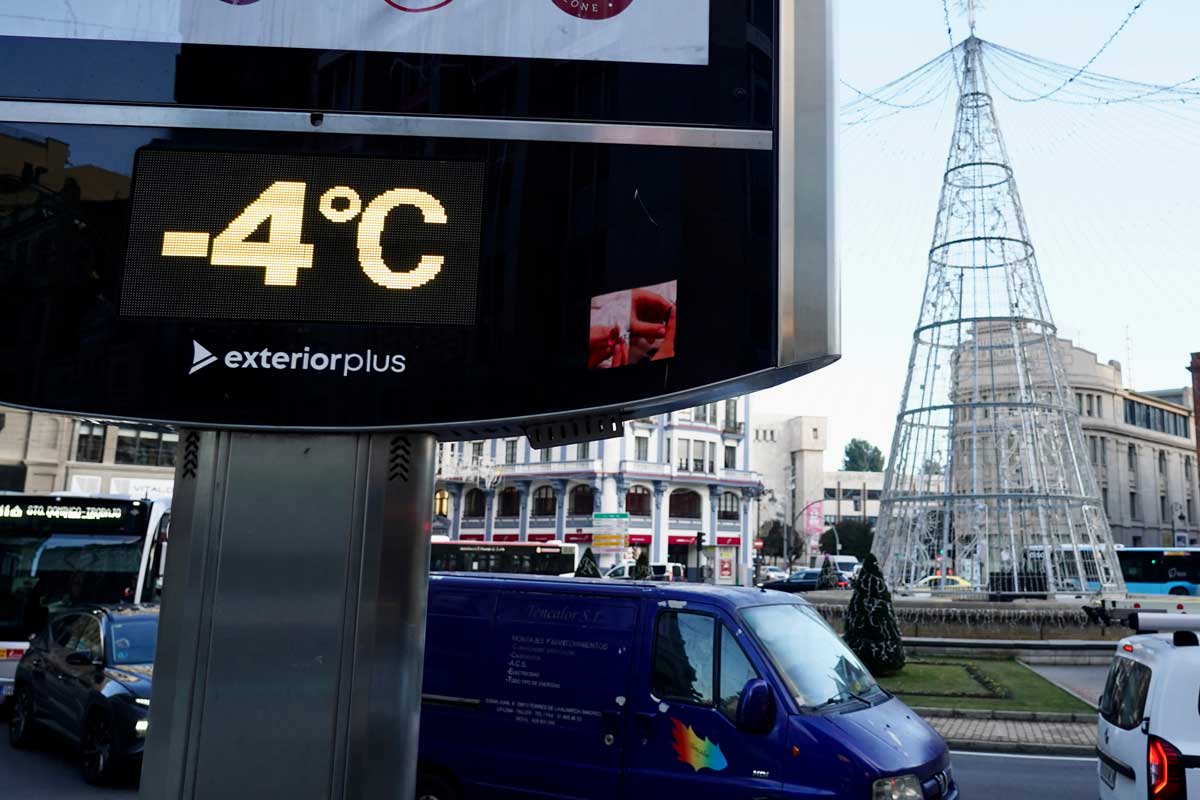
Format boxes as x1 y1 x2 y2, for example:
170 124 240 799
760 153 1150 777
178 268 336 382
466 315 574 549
0 496 157 642
430 542 577 576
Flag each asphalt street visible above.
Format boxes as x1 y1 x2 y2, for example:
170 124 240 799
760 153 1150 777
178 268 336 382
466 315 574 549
0 731 137 800
952 751 1098 800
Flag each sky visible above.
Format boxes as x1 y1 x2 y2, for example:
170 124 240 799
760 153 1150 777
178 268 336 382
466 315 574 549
754 0 1200 469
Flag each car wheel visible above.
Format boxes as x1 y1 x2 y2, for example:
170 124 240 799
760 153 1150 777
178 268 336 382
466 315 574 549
1169 586 1190 596
80 712 118 785
8 686 39 749
415 773 459 800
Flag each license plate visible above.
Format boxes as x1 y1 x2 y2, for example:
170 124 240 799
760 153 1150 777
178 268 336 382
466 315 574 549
1100 761 1116 789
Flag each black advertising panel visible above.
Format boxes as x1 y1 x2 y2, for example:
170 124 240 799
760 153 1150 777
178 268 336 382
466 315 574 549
123 151 484 324
0 2 837 433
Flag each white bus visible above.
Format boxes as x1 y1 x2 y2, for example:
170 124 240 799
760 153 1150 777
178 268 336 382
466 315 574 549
0 494 170 703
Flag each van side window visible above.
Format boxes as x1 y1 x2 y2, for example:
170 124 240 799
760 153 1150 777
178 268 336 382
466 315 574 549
1099 656 1152 731
652 612 715 705
717 627 758 722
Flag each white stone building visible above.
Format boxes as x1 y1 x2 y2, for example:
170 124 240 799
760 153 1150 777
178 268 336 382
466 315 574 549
433 397 761 585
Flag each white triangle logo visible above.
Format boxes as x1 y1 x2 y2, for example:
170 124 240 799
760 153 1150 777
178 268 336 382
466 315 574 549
189 341 219 375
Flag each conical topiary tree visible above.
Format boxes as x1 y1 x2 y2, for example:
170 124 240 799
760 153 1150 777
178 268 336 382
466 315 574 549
574 547 602 578
817 555 840 590
634 548 652 580
843 553 906 676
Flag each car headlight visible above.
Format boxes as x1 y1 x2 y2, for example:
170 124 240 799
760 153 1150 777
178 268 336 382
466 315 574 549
135 719 149 736
872 774 923 800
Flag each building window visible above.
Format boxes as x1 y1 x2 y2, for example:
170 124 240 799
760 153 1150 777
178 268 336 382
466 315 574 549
824 487 837 500
1130 492 1139 521
532 486 556 517
812 427 818 440
692 406 708 424
540 448 552 463
472 441 484 462
635 436 649 462
707 442 716 474
718 492 740 521
1158 451 1166 475
824 515 836 525
497 488 520 518
1096 396 1103 417
115 429 177 467
1132 536 1142 547
504 440 517 465
1101 487 1109 513
434 490 449 517
1100 438 1108 466
867 489 881 500
1160 495 1168 522
1186 457 1193 482
676 439 689 471
724 399 738 431
1086 395 1094 416
1188 499 1194 524
463 489 485 518
1076 393 1083 414
669 489 702 519
1089 436 1098 464
75 423 106 463
692 443 705 473
852 499 862 512
626 486 652 516
569 485 594 515
724 445 737 469
1128 445 1137 472
577 441 590 460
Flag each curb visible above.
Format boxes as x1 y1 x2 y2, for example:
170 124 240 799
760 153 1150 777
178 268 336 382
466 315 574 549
911 706 1095 723
943 738 1096 758
1015 659 1100 710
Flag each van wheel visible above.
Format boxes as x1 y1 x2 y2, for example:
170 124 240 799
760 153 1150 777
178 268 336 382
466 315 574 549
1169 586 1191 596
415 773 459 800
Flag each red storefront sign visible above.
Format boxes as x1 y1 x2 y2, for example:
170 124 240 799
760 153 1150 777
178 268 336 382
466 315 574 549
668 535 697 545
716 536 741 546
627 534 652 545
458 534 485 541
493 534 519 542
527 533 557 543
564 533 593 543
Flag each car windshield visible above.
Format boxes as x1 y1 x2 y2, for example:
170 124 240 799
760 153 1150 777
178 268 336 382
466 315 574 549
109 617 158 665
742 603 880 709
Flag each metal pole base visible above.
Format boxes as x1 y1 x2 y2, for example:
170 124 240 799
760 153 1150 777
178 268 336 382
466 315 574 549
140 431 436 800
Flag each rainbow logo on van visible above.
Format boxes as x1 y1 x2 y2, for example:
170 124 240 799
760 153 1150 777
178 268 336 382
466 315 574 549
671 719 727 772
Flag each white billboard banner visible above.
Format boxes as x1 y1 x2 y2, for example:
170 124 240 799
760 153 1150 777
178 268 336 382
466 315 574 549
0 0 709 65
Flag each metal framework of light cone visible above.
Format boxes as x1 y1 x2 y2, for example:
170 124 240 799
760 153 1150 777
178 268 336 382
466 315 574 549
871 38 1126 596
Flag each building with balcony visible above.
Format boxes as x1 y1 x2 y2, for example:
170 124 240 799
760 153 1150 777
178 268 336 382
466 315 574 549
432 397 761 585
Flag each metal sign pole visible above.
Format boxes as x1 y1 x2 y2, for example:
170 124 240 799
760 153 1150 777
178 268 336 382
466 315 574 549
140 430 435 800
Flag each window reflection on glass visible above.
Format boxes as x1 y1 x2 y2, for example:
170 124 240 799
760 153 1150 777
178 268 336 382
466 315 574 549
652 611 714 705
718 626 758 721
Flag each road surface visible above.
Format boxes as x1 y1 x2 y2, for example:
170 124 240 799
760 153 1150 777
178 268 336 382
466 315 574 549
952 751 1097 800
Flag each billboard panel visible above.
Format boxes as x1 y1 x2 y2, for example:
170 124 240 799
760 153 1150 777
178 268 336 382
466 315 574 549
0 0 708 65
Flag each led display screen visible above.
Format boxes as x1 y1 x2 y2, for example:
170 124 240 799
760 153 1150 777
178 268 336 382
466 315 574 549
122 150 483 325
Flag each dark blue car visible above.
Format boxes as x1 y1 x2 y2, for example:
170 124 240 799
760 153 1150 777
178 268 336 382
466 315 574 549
418 574 955 799
8 605 157 784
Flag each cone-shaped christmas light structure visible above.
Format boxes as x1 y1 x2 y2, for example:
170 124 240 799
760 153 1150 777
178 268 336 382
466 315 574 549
872 38 1125 596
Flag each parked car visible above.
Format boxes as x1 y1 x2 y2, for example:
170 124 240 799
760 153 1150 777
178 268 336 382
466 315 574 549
419 573 956 799
8 605 157 785
762 568 848 593
913 575 974 591
758 565 789 584
1097 613 1200 800
604 560 686 581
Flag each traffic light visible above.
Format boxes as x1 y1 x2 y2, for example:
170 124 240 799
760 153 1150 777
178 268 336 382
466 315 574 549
697 531 705 548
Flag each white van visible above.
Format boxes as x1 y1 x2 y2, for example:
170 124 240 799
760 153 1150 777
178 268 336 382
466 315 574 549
604 560 686 582
1097 613 1200 800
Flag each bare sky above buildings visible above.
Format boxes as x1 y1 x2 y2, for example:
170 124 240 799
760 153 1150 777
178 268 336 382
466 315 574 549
755 0 1199 469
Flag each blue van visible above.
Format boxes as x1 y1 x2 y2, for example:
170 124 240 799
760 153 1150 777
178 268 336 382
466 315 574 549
417 574 956 799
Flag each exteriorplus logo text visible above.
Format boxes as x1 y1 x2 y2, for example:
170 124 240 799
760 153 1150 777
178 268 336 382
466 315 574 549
189 341 405 377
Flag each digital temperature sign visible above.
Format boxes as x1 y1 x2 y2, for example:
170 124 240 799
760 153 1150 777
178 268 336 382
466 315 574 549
121 150 484 325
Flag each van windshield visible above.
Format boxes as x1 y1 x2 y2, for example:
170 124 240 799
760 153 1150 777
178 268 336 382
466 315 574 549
742 603 880 709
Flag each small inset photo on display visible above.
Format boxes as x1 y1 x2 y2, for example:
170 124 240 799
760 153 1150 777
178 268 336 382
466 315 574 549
588 280 676 369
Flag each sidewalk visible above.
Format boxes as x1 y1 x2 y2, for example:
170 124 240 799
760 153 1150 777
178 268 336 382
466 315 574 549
922 714 1096 756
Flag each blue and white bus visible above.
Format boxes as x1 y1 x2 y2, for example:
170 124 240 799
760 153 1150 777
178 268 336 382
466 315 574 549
1116 547 1200 596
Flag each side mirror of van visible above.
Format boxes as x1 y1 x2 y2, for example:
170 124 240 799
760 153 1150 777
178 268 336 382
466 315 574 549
735 679 776 734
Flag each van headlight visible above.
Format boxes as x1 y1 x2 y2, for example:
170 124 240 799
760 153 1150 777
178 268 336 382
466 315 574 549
135 719 149 736
872 774 923 800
